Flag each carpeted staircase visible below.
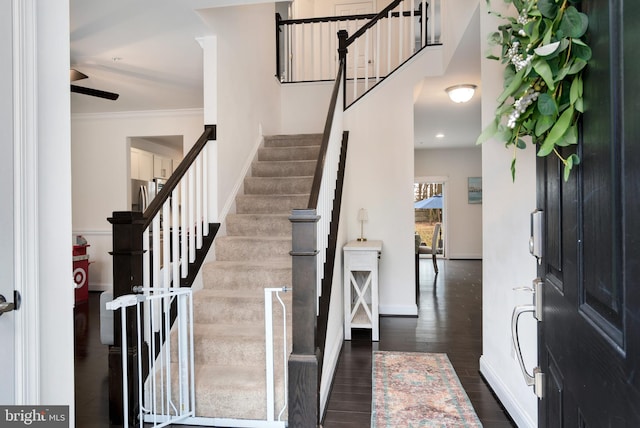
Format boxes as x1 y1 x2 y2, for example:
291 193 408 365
192 134 322 421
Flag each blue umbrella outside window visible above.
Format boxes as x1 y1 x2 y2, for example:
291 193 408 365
414 194 443 209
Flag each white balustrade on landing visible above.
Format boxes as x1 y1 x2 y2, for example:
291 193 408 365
279 0 441 100
344 0 439 106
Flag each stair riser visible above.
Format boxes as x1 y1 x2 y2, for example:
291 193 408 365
157 364 287 421
235 195 309 214
251 160 317 177
226 214 291 237
191 335 289 366
202 269 291 291
193 297 291 325
258 146 320 162
244 176 313 195
215 238 292 261
264 134 322 148
194 381 286 421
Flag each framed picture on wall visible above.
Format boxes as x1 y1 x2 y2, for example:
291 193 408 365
468 177 482 204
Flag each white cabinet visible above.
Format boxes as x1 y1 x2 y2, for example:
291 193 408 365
343 240 382 341
153 155 173 179
131 148 154 181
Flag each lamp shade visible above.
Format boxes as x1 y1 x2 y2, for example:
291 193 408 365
358 208 368 222
445 84 477 103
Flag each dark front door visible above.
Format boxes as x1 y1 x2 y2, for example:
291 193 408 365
537 0 640 426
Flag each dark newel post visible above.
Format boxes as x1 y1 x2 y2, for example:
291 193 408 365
107 211 144 426
337 30 349 108
288 209 321 428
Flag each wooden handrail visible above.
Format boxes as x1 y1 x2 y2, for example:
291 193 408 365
278 12 377 26
308 62 345 209
142 124 216 229
345 0 404 45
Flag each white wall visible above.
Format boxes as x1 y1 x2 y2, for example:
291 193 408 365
199 3 282 220
414 147 482 259
343 46 443 315
479 1 538 427
71 110 204 291
281 81 334 134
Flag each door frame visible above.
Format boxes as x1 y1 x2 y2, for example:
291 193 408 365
414 175 448 258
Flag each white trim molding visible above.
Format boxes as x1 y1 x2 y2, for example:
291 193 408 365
378 304 418 316
479 355 536 428
13 0 40 405
71 107 204 122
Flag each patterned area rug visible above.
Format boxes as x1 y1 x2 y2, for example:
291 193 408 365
372 351 482 427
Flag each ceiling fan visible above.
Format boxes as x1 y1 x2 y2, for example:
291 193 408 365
70 68 119 100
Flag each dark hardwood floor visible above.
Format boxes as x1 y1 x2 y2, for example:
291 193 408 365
322 259 516 427
75 259 515 427
74 292 110 427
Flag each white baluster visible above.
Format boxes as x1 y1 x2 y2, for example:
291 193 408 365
180 180 188 278
152 215 161 289
399 1 404 63
353 36 358 101
196 155 203 250
410 0 415 54
188 168 195 263
202 145 209 236
364 29 370 91
376 23 381 83
387 10 391 74
172 187 180 288
162 200 170 287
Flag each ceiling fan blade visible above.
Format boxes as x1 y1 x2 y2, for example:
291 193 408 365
70 84 119 101
70 69 88 82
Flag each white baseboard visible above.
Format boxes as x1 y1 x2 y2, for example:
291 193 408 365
89 283 111 292
479 355 536 428
378 304 418 316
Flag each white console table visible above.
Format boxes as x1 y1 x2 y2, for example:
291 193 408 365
343 240 382 341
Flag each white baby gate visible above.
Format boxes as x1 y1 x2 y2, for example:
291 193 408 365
107 286 289 428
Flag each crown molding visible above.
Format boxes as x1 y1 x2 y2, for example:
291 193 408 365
71 107 204 121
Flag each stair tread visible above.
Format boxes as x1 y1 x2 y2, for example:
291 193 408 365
195 288 291 298
217 235 291 242
206 256 291 267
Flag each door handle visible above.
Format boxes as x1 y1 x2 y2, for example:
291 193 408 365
511 304 536 386
0 292 20 316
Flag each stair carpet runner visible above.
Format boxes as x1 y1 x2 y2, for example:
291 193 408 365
190 134 321 421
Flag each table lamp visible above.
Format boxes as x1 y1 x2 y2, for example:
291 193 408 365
357 208 368 242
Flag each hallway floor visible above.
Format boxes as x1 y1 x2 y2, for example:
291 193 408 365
322 259 516 427
74 259 515 427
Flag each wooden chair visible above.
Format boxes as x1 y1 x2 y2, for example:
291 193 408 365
418 222 441 274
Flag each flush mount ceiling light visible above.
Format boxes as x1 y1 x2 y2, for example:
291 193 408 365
445 84 477 103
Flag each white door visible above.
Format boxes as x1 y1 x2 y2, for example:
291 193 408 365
0 0 15 405
335 2 375 79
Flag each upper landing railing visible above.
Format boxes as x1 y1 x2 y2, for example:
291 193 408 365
277 0 441 106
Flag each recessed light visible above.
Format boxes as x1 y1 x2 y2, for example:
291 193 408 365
435 133 445 138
